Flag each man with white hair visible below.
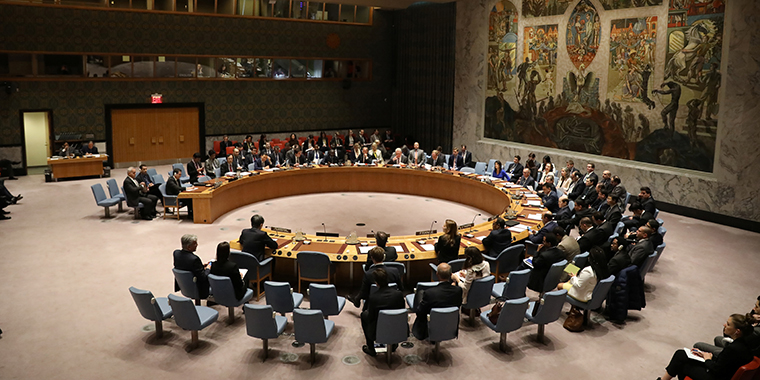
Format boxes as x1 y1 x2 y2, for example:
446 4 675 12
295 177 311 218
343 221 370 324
173 234 211 303
123 166 158 220
388 148 409 165
427 149 445 167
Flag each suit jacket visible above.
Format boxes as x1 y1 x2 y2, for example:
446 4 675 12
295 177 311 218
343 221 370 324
506 162 523 178
364 246 398 267
628 238 654 268
363 286 405 342
640 197 656 215
173 249 209 298
388 154 409 165
559 207 593 229
408 149 426 165
348 150 361 163
123 176 145 207
285 151 307 166
307 150 324 164
567 181 586 200
412 281 463 340
358 153 373 164
166 176 183 196
220 161 234 174
482 228 512 257
605 206 623 226
706 336 757 380
517 175 536 189
218 141 233 156
460 151 473 167
427 155 445 167
239 228 278 261
323 154 342 165
358 265 401 305
555 206 572 221
187 161 204 183
81 145 99 154
607 248 631 275
448 154 464 170
135 172 154 186
610 184 627 205
210 260 246 300
578 186 597 203
542 190 559 212
558 235 581 262
528 221 557 244
527 246 565 292
435 235 461 263
577 226 608 253
583 171 598 184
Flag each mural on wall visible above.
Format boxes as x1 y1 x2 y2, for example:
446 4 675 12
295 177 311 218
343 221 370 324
607 17 658 109
522 0 571 18
566 0 601 70
484 0 723 173
487 0 519 93
599 0 663 10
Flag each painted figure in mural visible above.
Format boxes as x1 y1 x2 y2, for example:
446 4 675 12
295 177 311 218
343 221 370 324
496 92 508 130
488 47 499 89
665 20 718 82
604 99 612 116
547 95 555 111
623 106 636 141
640 65 656 109
523 70 542 119
652 81 682 133
516 58 535 97
638 113 650 139
700 62 721 121
566 0 600 70
686 99 703 146
498 45 517 89
544 68 554 97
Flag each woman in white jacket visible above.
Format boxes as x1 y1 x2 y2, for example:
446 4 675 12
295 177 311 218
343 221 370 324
557 247 609 302
454 247 491 304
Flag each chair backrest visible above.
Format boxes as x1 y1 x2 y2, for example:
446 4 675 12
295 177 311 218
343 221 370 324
639 252 658 280
376 309 409 345
383 262 406 278
502 268 531 300
264 281 295 313
410 282 439 311
624 192 631 205
244 304 280 339
197 175 210 182
106 178 121 198
573 252 589 268
731 356 760 380
129 286 163 322
568 200 575 210
530 289 567 324
370 283 398 296
587 275 616 309
172 163 186 176
152 174 165 185
208 274 238 307
658 226 667 238
495 245 525 274
248 163 257 171
655 243 666 256
293 309 328 344
543 259 568 293
463 275 495 309
167 293 201 330
214 168 221 178
495 297 529 333
309 284 340 316
487 159 497 172
653 208 659 218
297 251 332 279
147 168 157 177
474 162 487 175
172 268 200 300
608 233 619 243
428 306 459 342
230 250 261 270
91 183 107 203
217 157 226 166
460 167 476 174
614 221 625 235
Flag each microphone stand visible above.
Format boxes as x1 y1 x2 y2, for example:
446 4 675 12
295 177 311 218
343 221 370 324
470 213 481 233
427 220 437 242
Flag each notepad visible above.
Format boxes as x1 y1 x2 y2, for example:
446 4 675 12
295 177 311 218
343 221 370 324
524 193 540 198
389 245 403 252
564 263 580 275
527 213 542 220
359 246 376 254
508 225 528 233
419 244 435 251
683 348 706 362
527 200 542 206
476 236 487 241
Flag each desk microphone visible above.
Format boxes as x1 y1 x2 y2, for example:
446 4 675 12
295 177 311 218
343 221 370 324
321 222 327 242
470 213 481 232
428 220 437 241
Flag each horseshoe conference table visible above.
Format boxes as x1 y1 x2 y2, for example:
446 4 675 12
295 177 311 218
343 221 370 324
178 166 547 285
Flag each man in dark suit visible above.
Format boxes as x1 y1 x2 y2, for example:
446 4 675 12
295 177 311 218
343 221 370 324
610 176 627 206
516 168 536 189
582 163 598 184
577 217 608 253
554 196 572 221
173 234 210 300
528 212 557 244
448 147 464 170
285 147 307 166
239 214 278 261
567 171 585 201
81 141 98 155
565 159 581 176
306 148 324 165
628 226 655 268
578 178 598 204
407 142 426 166
541 183 559 213
187 152 205 183
136 164 161 198
412 263 462 341
604 194 623 226
123 167 157 220
167 168 193 216
218 135 233 156
427 150 445 167
506 155 523 180
364 231 397 267
323 149 342 165
209 242 247 300
526 234 565 293
220 155 235 174
482 218 512 257
558 200 593 230
388 148 409 165
350 247 401 309
459 145 473 168
358 147 373 164
647 219 663 248
360 267 405 357
638 186 656 215
623 202 653 232
271 146 285 167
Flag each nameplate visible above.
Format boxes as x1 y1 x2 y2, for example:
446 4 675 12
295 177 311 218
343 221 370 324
488 215 499 222
316 232 340 237
269 226 292 233
415 229 437 236
458 223 474 230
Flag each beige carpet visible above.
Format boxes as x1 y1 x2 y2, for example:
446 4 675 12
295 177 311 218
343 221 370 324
0 165 759 380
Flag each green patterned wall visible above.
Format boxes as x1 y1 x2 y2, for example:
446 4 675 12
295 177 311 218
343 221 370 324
0 4 393 145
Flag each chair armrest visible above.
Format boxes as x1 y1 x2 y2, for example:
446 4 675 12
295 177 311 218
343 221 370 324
429 263 438 271
259 257 273 267
482 254 497 261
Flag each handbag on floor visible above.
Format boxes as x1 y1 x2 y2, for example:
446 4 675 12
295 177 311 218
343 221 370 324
563 305 584 332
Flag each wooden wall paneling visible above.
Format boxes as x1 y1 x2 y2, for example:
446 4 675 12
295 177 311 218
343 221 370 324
110 107 200 163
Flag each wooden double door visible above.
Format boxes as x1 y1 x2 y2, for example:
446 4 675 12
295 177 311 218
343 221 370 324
110 106 200 164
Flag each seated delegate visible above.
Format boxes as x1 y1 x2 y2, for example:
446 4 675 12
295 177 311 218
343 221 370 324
435 219 462 264
453 247 490 305
209 242 247 300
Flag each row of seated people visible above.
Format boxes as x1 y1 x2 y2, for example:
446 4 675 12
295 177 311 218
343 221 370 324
122 165 192 220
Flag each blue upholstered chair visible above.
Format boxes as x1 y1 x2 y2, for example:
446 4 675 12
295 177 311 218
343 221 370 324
229 250 272 301
658 226 667 238
573 252 590 268
293 308 335 365
167 293 219 350
566 275 615 328
492 268 531 300
197 175 210 183
459 167 476 174
474 162 487 175
639 252 658 282
106 178 125 212
427 306 460 362
429 258 465 281
244 304 287 362
405 281 438 312
480 297 529 352
208 274 254 323
296 251 335 293
650 242 666 270
129 286 173 339
172 163 190 183
213 167 221 178
462 275 495 325
159 183 184 220
487 159 497 173
147 168 157 177
121 186 144 220
542 259 568 294
525 289 567 343
484 245 524 281
264 281 303 316
376 309 409 367
172 268 209 306
90 183 120 218
151 174 165 186
308 284 346 319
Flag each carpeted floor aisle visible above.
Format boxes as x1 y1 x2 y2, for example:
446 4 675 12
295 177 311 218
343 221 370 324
0 165 758 380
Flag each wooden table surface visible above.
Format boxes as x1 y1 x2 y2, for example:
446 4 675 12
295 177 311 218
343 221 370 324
47 155 107 180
